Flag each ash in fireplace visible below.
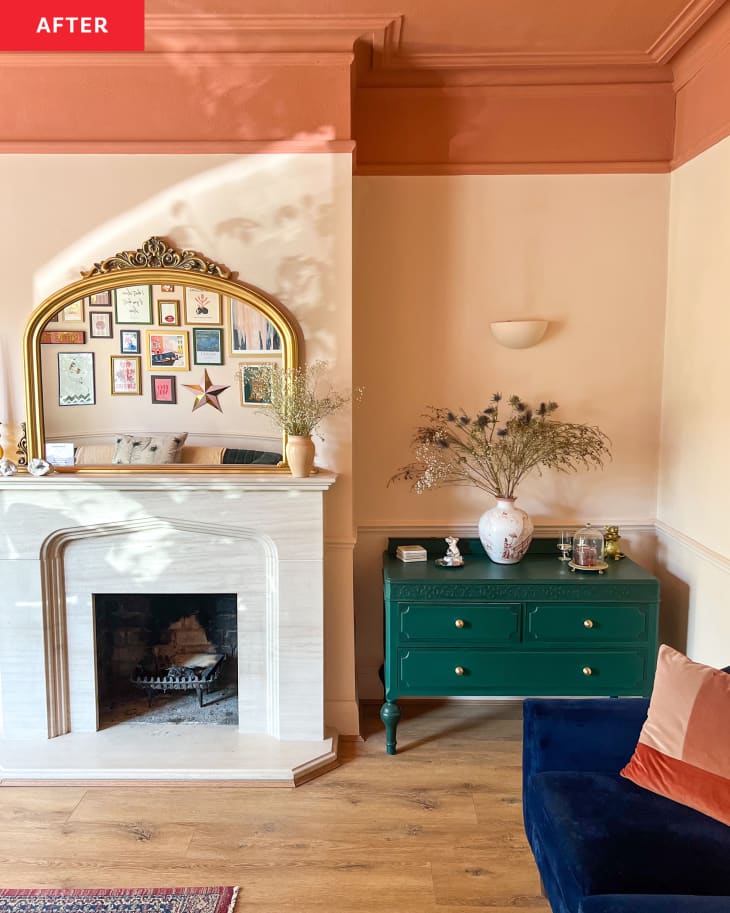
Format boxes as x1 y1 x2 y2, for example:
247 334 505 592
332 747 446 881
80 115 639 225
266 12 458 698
99 681 238 727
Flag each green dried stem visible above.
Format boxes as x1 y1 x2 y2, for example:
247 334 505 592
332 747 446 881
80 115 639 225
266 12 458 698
390 395 610 499
250 361 358 437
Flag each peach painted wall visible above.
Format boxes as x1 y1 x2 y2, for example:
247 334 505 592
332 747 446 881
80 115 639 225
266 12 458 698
0 152 359 735
657 135 730 666
352 173 670 697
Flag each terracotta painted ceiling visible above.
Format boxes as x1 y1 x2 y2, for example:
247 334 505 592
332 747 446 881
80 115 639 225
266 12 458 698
1 0 728 171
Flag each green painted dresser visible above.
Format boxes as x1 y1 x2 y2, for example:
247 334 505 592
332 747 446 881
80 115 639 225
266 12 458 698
381 538 660 754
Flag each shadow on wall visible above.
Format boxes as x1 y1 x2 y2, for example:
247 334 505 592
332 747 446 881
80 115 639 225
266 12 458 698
33 153 343 368
653 558 690 653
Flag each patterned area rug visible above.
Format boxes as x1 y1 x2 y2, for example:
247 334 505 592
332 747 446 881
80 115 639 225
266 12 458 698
0 886 238 912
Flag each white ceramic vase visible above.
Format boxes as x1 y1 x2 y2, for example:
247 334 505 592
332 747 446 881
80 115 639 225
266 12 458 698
478 497 534 564
286 435 315 478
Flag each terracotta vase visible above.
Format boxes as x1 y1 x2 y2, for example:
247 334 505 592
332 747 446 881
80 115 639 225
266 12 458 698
478 496 534 564
286 435 315 477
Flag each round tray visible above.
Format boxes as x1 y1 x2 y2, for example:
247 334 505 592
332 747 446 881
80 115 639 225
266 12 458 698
568 560 609 573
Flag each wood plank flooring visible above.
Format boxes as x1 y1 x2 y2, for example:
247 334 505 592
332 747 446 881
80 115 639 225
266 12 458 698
0 701 550 912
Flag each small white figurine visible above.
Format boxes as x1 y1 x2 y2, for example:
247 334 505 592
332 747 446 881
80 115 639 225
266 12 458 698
436 536 464 567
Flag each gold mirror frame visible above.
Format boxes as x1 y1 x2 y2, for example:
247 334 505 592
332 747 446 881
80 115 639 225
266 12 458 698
23 237 299 473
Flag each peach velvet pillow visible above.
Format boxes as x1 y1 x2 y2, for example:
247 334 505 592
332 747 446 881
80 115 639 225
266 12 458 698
621 644 730 825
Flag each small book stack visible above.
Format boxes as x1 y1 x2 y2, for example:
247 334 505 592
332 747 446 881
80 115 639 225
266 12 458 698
396 544 428 563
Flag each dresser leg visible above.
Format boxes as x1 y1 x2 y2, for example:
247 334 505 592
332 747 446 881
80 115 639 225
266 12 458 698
380 701 401 755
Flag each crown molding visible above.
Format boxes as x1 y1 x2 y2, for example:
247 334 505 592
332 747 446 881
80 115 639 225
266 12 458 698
0 139 355 154
358 64 674 88
647 0 728 63
144 12 403 55
381 50 655 71
0 51 355 68
354 160 672 176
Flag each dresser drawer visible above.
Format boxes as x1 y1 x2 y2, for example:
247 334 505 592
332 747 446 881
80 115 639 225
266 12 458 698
398 602 520 643
525 603 650 643
398 648 649 694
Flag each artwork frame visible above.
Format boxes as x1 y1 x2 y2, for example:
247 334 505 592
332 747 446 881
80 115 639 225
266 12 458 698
87 290 112 307
239 360 276 406
145 330 189 371
110 355 142 396
229 297 283 356
89 310 113 338
192 327 224 366
114 285 153 324
60 300 84 323
57 351 95 406
120 329 141 354
184 287 222 325
151 374 177 405
41 330 86 345
157 299 181 327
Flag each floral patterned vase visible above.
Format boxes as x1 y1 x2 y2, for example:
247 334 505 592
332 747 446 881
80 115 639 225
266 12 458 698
478 497 534 564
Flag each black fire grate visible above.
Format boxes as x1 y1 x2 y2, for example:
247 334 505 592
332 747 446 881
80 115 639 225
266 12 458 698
132 652 226 708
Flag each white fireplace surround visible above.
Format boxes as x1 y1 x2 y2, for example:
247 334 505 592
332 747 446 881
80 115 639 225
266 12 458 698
0 471 337 782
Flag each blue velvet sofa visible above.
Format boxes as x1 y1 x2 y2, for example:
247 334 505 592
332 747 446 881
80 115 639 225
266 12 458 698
523 698 730 913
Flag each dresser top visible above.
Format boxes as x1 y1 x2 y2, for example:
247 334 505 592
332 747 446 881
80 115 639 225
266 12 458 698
383 549 658 586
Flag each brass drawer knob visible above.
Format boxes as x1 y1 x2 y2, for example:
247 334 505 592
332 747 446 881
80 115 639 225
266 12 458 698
582 666 593 676
454 619 465 629
455 666 465 676
583 619 594 629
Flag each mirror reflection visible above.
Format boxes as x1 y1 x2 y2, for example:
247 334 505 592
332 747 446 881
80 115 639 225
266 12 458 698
26 238 298 471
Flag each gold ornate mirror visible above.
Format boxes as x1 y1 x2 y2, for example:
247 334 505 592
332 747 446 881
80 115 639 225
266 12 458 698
23 237 299 472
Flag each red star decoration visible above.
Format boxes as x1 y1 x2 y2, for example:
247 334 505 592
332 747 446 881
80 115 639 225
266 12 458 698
183 370 230 412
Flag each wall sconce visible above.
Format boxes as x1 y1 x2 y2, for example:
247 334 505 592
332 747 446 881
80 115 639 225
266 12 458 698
490 319 548 349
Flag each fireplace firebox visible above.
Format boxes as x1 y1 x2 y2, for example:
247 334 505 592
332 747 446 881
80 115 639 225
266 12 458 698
94 593 238 725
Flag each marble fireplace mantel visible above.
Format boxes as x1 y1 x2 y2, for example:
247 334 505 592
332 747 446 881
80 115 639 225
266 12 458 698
0 470 338 783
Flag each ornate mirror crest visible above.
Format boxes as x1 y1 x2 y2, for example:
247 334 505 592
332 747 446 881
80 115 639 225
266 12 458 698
23 237 300 473
81 236 232 279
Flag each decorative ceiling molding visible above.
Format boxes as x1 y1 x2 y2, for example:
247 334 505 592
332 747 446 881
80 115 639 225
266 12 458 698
376 50 656 71
647 0 727 63
0 139 356 154
671 0 730 88
354 161 672 176
144 12 403 55
0 51 355 69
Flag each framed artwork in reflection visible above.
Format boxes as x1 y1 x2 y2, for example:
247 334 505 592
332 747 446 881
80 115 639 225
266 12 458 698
110 355 142 395
192 327 224 365
146 330 189 371
184 288 221 324
230 298 282 355
120 329 141 354
89 311 113 338
151 375 177 405
239 361 275 406
114 285 153 324
58 351 95 406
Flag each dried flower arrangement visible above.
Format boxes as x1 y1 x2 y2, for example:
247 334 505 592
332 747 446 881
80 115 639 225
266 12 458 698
250 360 358 437
391 394 611 499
